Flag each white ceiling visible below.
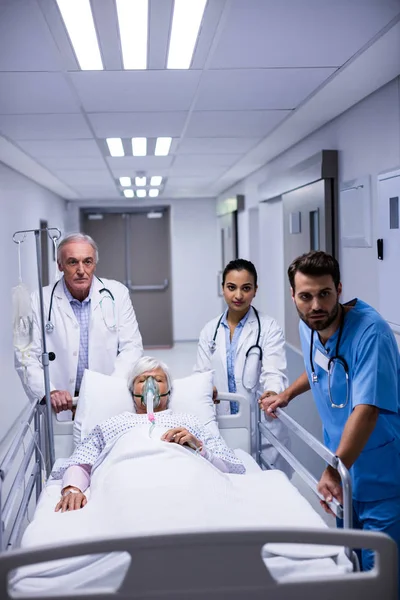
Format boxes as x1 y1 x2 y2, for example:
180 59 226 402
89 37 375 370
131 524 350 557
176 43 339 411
0 0 399 202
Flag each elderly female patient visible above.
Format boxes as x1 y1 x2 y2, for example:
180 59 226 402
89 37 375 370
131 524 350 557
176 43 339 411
53 357 245 512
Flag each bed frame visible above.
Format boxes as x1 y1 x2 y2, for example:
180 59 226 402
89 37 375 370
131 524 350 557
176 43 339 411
0 393 398 598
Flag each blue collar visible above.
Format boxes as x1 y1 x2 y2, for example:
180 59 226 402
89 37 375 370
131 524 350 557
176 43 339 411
221 307 251 329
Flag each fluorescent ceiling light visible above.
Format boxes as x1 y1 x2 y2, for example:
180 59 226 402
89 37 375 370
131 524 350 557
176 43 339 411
56 0 103 70
132 137 147 156
147 211 163 219
135 176 146 186
167 0 207 69
155 137 172 156
116 0 148 70
150 176 162 186
149 189 159 198
123 189 134 198
119 177 131 187
136 189 146 198
106 138 124 157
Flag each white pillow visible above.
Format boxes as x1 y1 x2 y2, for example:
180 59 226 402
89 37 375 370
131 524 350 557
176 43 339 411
74 369 217 443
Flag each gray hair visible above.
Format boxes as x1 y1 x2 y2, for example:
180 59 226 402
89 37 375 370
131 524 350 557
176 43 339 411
57 233 99 263
127 356 172 397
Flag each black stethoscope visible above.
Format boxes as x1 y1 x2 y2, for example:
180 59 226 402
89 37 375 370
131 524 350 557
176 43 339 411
209 306 263 362
45 276 115 334
310 305 349 409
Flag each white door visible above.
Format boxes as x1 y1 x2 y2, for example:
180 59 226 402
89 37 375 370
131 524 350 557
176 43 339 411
378 169 400 331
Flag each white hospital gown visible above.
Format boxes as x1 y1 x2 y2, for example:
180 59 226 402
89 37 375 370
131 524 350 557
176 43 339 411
52 410 245 488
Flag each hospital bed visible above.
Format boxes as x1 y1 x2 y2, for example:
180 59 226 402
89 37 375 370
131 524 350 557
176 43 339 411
0 373 397 599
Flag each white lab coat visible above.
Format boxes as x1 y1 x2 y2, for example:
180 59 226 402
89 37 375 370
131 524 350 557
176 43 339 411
194 307 291 473
15 276 143 403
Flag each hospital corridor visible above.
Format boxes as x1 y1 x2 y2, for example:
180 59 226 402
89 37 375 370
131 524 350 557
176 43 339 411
1 0 400 598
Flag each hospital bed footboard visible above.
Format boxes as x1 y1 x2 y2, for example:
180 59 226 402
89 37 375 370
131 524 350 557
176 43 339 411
0 528 397 599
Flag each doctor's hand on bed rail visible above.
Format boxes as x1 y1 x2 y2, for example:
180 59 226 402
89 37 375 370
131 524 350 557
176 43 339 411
212 386 219 403
55 486 87 512
162 428 203 452
48 389 73 413
258 390 289 417
317 466 343 516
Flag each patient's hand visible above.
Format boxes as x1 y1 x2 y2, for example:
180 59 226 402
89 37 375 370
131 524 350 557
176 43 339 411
212 386 219 404
162 428 203 452
55 486 87 512
50 390 73 413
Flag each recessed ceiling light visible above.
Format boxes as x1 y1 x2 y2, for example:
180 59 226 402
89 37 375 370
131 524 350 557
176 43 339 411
132 137 147 156
150 176 162 186
123 189 134 198
56 0 103 70
155 137 172 156
167 0 207 69
116 0 148 69
136 189 146 198
106 138 124 157
135 176 146 186
119 177 131 187
149 189 159 197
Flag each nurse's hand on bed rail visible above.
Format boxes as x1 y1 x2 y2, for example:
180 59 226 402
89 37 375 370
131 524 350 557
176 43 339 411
212 386 219 403
55 487 87 512
162 428 203 452
317 466 343 516
49 390 73 413
258 390 289 417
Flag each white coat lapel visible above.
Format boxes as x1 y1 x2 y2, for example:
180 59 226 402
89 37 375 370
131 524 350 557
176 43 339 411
54 280 78 324
215 318 228 382
236 307 258 355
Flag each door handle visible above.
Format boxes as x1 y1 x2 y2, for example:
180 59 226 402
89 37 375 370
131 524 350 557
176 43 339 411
377 239 383 260
125 278 169 292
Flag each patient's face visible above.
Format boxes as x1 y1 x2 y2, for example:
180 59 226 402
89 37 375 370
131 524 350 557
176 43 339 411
133 368 169 413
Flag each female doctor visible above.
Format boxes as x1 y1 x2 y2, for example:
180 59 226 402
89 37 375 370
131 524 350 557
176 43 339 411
194 259 290 472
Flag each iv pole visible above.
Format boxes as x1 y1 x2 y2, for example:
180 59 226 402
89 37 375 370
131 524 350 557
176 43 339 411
12 227 61 470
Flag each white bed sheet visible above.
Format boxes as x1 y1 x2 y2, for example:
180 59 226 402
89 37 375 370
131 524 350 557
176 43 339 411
11 437 352 595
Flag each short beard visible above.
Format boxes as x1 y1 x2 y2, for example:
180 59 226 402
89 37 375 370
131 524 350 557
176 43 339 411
296 302 340 331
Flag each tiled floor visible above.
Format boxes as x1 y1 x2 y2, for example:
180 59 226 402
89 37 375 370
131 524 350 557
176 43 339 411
146 342 332 526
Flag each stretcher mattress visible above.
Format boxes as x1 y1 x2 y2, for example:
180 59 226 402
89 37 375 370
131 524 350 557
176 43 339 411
10 437 352 594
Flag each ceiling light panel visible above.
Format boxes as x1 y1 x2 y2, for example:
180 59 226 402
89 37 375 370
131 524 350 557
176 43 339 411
155 137 172 156
56 0 103 70
167 0 207 69
132 137 147 156
136 189 146 198
119 177 131 187
116 0 148 70
150 176 162 186
124 189 134 198
149 189 159 197
107 138 125 157
135 176 146 186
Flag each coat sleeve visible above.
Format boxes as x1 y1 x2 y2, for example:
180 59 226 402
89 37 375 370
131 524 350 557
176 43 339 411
112 284 143 379
259 317 288 394
193 325 212 373
14 290 57 401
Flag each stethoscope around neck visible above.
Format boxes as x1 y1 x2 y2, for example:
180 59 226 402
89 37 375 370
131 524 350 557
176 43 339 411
310 305 349 409
45 276 115 335
209 306 262 391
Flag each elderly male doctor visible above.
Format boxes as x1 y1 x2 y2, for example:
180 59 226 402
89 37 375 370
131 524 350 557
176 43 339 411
15 233 143 415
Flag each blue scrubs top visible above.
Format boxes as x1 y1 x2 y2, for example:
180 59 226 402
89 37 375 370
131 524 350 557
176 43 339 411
299 299 400 502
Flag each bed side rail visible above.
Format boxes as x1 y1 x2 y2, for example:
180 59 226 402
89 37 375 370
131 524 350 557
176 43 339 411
0 528 396 599
258 406 352 528
0 402 47 552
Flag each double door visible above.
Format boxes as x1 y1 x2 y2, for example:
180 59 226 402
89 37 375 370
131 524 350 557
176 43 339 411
82 210 173 347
